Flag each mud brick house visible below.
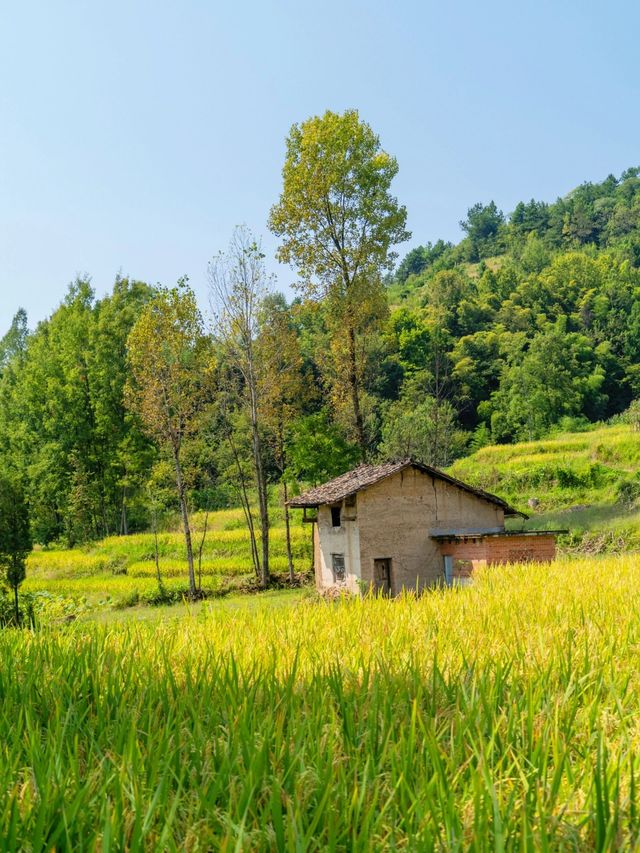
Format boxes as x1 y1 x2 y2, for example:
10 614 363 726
288 459 562 595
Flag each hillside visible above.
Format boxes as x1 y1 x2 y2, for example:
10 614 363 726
382 166 640 451
449 421 640 552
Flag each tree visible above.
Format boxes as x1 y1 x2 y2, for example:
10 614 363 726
287 412 359 486
460 201 505 261
257 294 307 581
379 395 463 468
0 476 31 624
0 278 156 546
126 282 214 598
269 109 410 457
88 278 156 536
0 309 28 372
395 241 452 283
208 227 272 588
490 319 607 441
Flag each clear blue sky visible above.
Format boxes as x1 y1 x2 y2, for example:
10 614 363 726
1 0 638 329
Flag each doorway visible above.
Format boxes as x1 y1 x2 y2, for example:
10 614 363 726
373 558 392 596
443 555 453 586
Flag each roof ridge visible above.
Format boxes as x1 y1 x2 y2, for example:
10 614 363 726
288 458 524 517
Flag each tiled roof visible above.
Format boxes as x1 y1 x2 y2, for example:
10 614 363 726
288 458 524 517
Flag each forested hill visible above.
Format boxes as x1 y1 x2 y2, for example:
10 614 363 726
1 154 640 550
386 165 640 438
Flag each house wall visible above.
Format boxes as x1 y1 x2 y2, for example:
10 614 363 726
353 468 504 594
314 504 361 594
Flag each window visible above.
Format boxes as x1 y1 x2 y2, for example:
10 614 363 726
330 506 341 528
331 553 346 581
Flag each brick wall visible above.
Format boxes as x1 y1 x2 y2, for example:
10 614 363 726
438 534 556 583
484 534 556 564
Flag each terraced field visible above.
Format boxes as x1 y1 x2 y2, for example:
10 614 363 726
24 508 312 613
450 423 640 552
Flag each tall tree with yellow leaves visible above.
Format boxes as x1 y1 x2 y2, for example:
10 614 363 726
125 282 214 598
269 109 410 457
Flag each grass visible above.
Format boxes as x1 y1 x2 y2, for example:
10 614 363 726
2 555 640 848
450 423 640 511
451 424 640 512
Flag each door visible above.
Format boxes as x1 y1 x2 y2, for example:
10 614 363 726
443 555 453 586
373 558 392 596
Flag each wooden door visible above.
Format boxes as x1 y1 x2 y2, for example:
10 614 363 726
373 558 392 596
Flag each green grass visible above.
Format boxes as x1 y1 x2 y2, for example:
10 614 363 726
86 588 306 625
2 555 640 848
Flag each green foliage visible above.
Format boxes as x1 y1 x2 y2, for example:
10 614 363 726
269 109 409 290
460 200 505 261
378 395 465 467
286 411 360 485
269 109 409 453
392 166 640 440
0 278 156 545
0 590 34 627
616 474 640 508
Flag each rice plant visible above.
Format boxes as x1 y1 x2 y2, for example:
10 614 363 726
2 555 640 848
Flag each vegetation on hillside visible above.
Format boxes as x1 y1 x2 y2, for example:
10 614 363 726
388 167 640 446
450 420 640 552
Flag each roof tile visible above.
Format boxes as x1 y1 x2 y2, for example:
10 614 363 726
288 458 523 517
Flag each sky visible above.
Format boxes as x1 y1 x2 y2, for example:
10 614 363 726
1 0 639 329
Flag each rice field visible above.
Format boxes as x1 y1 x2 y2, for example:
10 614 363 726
24 508 313 610
450 423 640 511
3 555 640 848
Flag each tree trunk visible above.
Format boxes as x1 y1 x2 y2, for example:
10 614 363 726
348 323 367 460
173 451 196 597
151 502 163 590
255 442 269 588
227 432 261 581
13 583 19 626
120 486 128 536
197 508 209 594
248 367 269 588
282 480 294 582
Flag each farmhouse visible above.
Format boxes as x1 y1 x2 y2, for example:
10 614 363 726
289 459 561 595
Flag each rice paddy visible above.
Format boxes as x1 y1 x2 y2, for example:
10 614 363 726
3 555 640 848
23 508 313 611
450 422 640 554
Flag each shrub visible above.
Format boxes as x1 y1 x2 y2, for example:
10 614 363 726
616 475 640 507
0 590 35 628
